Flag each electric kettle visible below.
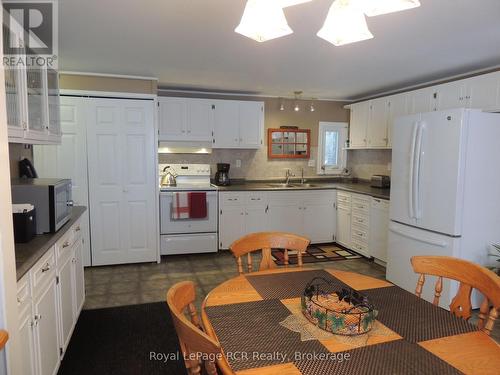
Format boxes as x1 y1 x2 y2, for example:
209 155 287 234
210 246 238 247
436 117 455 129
161 166 177 187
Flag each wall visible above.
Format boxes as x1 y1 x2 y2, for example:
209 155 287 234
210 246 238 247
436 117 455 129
8 143 33 178
158 93 350 179
347 149 392 180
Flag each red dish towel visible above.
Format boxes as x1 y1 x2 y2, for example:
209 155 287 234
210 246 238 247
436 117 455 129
172 192 190 220
188 192 207 219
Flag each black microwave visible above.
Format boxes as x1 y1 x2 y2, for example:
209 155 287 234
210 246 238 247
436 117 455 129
11 178 73 234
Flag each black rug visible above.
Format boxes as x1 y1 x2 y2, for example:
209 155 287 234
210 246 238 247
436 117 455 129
58 302 187 375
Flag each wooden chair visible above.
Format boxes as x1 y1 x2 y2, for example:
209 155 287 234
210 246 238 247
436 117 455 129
229 232 310 274
166 281 234 375
411 256 500 335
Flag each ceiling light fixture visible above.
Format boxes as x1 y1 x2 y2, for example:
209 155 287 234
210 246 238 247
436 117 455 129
279 0 313 8
279 98 285 111
317 0 373 46
235 0 293 43
293 91 302 112
309 100 316 112
359 0 421 17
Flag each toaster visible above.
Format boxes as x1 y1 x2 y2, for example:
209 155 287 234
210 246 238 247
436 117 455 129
371 175 391 188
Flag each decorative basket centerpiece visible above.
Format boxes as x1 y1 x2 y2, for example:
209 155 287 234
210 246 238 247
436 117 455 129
301 277 378 336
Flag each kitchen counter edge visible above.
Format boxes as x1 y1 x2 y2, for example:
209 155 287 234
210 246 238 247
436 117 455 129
15 206 87 281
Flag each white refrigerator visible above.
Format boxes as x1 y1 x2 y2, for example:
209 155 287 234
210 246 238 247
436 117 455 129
387 108 500 308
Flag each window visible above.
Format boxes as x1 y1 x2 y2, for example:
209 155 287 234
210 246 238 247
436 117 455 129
317 122 348 174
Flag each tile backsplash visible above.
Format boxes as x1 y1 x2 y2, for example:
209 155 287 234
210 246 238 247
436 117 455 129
347 149 392 180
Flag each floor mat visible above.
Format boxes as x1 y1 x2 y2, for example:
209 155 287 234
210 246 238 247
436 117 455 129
272 244 362 266
58 302 187 375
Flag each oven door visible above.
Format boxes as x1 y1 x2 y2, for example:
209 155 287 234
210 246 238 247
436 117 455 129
160 191 217 234
52 181 72 231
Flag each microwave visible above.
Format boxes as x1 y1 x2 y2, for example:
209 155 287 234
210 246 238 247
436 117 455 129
11 178 73 234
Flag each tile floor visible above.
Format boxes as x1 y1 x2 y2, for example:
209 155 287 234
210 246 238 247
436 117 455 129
83 250 499 343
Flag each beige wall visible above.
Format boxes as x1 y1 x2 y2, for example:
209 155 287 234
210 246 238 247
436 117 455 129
59 73 158 94
347 149 392 180
8 143 33 178
158 93 352 179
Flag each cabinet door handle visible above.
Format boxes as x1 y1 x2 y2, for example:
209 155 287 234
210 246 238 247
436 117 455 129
41 263 51 273
62 241 70 248
265 205 269 213
75 226 81 232
250 198 261 201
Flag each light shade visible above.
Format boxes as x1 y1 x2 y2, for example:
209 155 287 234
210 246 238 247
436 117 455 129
317 0 373 46
359 0 421 17
235 0 293 42
279 0 313 8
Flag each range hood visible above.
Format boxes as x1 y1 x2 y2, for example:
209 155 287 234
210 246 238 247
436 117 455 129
158 141 212 154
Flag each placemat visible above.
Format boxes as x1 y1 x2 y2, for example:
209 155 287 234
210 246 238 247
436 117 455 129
294 339 463 375
245 269 350 300
363 286 477 342
204 299 329 371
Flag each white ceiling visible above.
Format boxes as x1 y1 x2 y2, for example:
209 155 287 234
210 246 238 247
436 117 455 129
59 0 500 100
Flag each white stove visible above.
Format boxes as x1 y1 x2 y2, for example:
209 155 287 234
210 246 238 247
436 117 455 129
158 164 218 255
159 163 217 191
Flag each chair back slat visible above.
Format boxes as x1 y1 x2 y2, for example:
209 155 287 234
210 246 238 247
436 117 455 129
411 256 500 335
230 232 310 274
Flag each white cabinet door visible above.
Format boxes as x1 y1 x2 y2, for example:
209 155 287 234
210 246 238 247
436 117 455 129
409 87 433 114
57 249 75 352
73 237 85 314
386 93 409 148
25 67 49 142
466 72 500 110
87 98 157 265
186 99 213 141
219 205 245 249
213 100 240 148
367 98 388 148
267 192 302 234
434 82 464 111
47 69 61 141
336 204 351 248
33 278 60 375
5 67 26 140
370 198 390 262
245 205 268 235
238 101 263 148
18 309 36 375
303 191 336 243
158 97 187 140
349 101 369 148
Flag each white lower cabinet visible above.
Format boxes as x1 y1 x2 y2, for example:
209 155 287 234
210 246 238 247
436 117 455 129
218 190 336 249
16 219 86 375
336 192 352 248
369 198 390 264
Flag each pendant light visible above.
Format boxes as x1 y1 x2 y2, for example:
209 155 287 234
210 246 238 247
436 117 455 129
309 100 316 112
359 0 421 17
279 98 285 111
235 0 293 43
317 0 373 46
280 0 313 7
293 91 302 112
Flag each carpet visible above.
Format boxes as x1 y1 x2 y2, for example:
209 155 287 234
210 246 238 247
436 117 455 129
272 244 362 266
58 302 187 375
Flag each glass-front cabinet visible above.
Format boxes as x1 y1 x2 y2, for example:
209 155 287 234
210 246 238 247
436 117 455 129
47 68 61 140
25 65 48 140
268 128 311 159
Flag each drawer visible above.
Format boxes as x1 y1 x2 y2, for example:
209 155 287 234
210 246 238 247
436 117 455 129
337 192 351 204
220 193 244 206
352 200 370 214
372 198 390 210
32 247 56 291
351 227 369 243
245 192 268 205
72 218 83 239
351 241 369 256
352 213 369 228
17 274 31 314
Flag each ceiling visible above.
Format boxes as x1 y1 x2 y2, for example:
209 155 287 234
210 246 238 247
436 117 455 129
59 0 500 100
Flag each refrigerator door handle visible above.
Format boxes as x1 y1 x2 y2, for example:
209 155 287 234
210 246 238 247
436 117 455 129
408 122 419 219
389 226 447 248
414 122 425 219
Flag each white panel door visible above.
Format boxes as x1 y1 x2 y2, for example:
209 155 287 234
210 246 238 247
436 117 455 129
434 82 464 111
245 205 269 235
213 100 239 148
158 97 187 140
466 73 500 110
303 191 336 243
73 237 85 314
336 204 351 248
238 101 263 148
18 310 37 375
389 113 420 227
267 192 302 234
409 87 433 114
186 99 213 141
367 98 388 147
87 98 157 265
57 249 75 352
219 206 245 249
349 101 369 147
415 109 466 236
386 93 409 148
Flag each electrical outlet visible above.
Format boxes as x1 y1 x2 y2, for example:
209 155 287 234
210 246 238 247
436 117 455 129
235 159 241 168
308 159 315 167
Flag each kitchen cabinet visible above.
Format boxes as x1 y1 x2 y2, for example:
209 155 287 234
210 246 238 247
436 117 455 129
302 191 337 243
366 97 389 148
336 192 352 248
73 236 86 313
369 198 390 264
219 205 246 249
46 69 61 142
386 93 409 148
4 66 25 140
349 101 369 148
213 100 264 149
433 81 464 111
350 193 371 257
267 191 303 235
158 97 213 142
408 87 433 114
16 219 86 375
465 72 500 110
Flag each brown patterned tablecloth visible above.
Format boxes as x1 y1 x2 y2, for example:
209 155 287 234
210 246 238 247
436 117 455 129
202 268 500 375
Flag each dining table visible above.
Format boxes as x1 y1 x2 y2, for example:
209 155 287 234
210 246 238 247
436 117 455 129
201 267 500 375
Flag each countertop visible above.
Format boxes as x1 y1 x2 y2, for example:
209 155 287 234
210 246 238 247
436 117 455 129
216 180 391 200
15 206 87 281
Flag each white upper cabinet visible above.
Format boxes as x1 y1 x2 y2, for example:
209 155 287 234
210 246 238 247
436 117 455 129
367 97 389 148
349 101 369 148
465 72 500 110
408 87 433 114
212 100 264 149
4 67 26 140
386 93 409 148
186 99 214 141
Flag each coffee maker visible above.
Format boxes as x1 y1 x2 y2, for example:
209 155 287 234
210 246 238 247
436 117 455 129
214 163 230 186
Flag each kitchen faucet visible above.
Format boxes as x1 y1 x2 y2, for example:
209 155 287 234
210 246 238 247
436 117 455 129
300 167 305 184
285 169 295 184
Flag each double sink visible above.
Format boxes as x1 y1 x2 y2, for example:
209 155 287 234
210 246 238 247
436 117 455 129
266 182 322 188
